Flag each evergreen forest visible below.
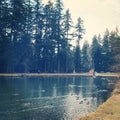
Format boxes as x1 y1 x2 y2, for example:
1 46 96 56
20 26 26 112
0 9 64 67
0 0 120 73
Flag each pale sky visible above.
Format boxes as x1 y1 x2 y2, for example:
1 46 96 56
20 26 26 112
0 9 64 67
42 0 120 43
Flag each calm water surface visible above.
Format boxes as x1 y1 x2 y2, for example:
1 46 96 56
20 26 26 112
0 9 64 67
0 76 113 120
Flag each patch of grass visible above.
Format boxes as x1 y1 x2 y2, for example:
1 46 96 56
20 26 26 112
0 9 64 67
77 80 120 120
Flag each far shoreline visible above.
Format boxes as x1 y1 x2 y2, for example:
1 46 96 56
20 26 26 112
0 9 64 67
0 72 120 77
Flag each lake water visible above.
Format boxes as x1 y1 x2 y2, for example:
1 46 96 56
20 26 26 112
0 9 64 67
0 76 114 120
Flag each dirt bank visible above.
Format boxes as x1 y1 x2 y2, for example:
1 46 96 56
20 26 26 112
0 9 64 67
77 80 120 120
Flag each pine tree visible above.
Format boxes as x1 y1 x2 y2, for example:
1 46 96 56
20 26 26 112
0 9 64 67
32 0 44 72
101 29 111 72
81 41 90 72
0 0 11 72
74 17 85 73
55 0 64 72
109 28 120 72
74 45 81 72
74 17 85 45
0 0 85 73
61 9 73 72
91 35 102 72
43 1 56 72
0 0 28 72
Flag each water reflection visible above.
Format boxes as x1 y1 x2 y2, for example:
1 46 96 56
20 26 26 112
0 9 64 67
0 76 114 120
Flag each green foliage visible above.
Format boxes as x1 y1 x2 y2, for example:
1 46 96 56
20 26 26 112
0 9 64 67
74 17 85 45
0 0 84 73
91 28 120 73
73 17 85 73
91 35 102 72
74 45 81 72
81 41 90 72
1 0 119 73
109 29 120 72
101 29 111 72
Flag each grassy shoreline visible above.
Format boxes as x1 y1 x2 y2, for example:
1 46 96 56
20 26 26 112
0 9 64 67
77 80 120 120
0 73 120 77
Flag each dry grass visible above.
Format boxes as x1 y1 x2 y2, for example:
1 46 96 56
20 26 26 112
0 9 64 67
77 80 120 120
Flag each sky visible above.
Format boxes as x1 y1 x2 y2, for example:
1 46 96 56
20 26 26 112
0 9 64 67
42 0 120 43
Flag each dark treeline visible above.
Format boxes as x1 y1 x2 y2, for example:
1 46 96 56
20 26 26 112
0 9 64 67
0 0 120 73
91 28 120 72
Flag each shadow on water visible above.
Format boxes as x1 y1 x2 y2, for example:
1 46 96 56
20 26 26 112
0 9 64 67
0 76 117 120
